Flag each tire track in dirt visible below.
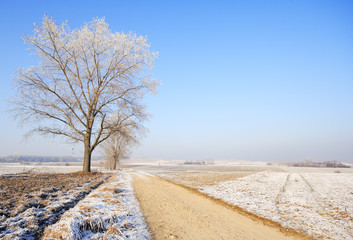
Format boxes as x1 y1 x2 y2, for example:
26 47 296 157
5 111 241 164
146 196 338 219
274 173 291 219
299 174 315 193
299 173 353 233
132 172 304 240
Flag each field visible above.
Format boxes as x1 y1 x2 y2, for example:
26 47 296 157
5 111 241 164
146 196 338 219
201 172 353 239
0 171 111 239
0 163 149 239
0 162 104 175
1 160 352 239
42 171 150 239
148 161 353 240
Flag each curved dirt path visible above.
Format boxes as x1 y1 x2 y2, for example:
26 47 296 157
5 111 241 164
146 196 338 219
132 172 306 240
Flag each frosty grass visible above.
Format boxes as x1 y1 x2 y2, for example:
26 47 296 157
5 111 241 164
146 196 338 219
0 170 150 240
42 170 150 239
200 172 353 240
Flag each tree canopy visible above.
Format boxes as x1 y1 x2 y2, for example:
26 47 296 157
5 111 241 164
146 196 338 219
12 15 158 172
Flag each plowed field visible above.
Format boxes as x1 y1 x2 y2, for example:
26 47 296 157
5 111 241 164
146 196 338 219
0 172 111 239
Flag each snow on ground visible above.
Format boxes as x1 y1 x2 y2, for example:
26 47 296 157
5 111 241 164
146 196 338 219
0 163 104 175
0 173 109 240
200 172 353 240
0 163 80 175
42 170 150 240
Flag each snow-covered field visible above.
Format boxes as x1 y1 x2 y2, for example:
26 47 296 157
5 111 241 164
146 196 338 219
0 172 110 239
200 172 353 240
42 170 150 239
0 169 150 239
0 163 103 175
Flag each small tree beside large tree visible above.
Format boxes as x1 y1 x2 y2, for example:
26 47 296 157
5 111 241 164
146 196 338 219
11 15 158 172
101 109 145 170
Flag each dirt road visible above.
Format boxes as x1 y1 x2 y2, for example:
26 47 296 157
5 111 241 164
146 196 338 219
132 172 305 240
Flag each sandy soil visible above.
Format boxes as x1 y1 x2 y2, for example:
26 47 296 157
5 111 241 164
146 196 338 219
132 172 306 240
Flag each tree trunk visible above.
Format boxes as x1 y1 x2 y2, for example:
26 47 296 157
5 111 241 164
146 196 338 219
109 156 114 170
113 156 117 170
83 138 91 172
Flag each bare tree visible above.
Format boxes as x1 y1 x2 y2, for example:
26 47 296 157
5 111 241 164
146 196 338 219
102 130 137 170
101 110 145 170
11 15 158 172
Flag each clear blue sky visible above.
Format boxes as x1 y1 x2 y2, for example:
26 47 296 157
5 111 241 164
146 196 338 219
0 0 352 162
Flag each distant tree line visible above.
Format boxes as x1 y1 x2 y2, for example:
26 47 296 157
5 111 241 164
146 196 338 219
290 159 350 168
184 160 214 165
0 155 82 163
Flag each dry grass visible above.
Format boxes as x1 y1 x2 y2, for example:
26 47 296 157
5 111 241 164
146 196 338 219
41 172 148 240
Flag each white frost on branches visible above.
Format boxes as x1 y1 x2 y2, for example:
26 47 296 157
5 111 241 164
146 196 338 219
11 15 158 171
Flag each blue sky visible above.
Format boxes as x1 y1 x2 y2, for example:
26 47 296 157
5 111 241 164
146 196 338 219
0 0 352 162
